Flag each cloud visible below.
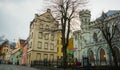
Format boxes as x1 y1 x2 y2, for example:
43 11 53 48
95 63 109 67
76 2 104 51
0 0 120 41
88 0 120 20
0 0 48 41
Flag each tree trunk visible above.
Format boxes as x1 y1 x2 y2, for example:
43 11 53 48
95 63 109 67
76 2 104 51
108 42 118 68
63 46 67 69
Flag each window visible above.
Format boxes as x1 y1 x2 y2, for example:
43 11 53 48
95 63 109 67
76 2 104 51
6 49 8 52
50 43 54 50
27 44 29 49
93 32 98 42
75 35 77 40
57 47 59 52
29 42 32 48
4 49 6 52
29 53 31 64
50 54 54 61
61 47 63 52
31 32 33 39
51 27 55 31
45 33 49 40
37 41 42 49
39 24 43 29
51 34 54 41
44 42 48 49
44 54 48 59
36 53 41 60
46 25 49 29
39 32 43 39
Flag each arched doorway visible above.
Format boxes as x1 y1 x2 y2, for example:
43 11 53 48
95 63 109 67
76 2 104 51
89 51 94 62
88 50 95 66
113 47 120 65
100 48 106 65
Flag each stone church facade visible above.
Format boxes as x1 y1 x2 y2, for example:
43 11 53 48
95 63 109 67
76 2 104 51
73 10 120 66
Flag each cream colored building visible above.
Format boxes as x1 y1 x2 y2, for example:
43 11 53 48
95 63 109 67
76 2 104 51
27 9 58 64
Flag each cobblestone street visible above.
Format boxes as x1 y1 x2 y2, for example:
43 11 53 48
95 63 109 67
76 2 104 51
0 64 39 70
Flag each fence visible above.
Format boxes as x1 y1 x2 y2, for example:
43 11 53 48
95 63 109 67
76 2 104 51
30 60 120 70
31 60 63 68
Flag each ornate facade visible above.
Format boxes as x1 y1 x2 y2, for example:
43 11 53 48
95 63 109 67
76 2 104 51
27 9 58 64
73 10 120 66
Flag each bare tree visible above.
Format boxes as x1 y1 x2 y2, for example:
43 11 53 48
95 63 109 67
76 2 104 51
50 0 87 68
95 12 119 68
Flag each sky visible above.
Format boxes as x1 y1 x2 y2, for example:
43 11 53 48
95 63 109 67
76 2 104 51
0 0 120 42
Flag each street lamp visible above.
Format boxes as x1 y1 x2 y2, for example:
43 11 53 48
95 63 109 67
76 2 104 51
103 54 106 58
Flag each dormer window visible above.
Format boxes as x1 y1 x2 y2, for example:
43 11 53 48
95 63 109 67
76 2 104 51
93 32 98 42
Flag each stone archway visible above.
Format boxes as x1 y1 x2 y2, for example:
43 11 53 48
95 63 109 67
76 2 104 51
87 49 95 66
100 48 106 65
89 51 94 62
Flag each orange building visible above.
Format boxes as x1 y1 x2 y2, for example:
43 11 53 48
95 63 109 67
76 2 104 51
67 38 74 50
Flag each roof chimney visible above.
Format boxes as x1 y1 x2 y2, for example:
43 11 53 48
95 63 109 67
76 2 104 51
47 9 51 13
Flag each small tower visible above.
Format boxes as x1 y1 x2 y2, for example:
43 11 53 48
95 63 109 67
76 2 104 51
79 10 91 30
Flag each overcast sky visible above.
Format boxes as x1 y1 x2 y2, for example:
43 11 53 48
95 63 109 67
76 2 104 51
0 0 120 42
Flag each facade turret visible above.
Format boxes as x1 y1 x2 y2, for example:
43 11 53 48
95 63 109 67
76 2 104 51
79 10 91 30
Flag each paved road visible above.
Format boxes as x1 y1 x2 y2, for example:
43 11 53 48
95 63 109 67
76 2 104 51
0 64 39 70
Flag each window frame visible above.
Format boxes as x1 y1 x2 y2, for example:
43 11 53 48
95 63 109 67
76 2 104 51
44 42 48 49
51 34 54 41
36 53 41 60
50 43 54 50
38 32 43 39
37 41 42 49
45 33 49 40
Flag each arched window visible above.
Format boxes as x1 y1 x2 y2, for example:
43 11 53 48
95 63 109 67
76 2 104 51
100 48 106 62
89 50 94 62
93 32 98 42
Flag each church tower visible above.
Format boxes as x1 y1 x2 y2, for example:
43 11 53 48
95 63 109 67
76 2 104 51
79 10 91 31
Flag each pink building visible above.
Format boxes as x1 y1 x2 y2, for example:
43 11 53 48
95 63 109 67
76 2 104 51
22 41 28 65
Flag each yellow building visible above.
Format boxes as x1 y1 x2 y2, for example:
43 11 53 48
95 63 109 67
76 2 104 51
0 42 13 64
0 44 10 60
57 32 63 59
15 38 26 49
27 9 58 64
57 31 74 59
67 38 74 50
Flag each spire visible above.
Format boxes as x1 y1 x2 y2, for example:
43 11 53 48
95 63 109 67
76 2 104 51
101 11 107 20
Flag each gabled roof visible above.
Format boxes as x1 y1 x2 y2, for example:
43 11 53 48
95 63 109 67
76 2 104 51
95 10 120 21
9 42 16 48
106 10 120 17
30 9 58 27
